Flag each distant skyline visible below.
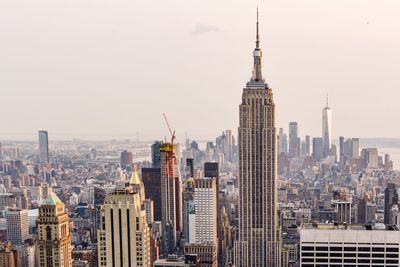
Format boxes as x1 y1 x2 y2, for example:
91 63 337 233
1 0 400 140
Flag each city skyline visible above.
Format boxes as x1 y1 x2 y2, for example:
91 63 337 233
1 1 400 140
2 2 400 267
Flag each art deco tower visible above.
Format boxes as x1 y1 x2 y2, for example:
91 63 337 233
36 193 72 267
234 10 280 267
97 184 151 267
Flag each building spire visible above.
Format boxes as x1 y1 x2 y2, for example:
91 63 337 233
326 93 329 108
256 6 260 49
251 7 263 82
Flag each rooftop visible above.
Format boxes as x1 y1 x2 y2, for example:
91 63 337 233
43 192 63 206
302 223 400 231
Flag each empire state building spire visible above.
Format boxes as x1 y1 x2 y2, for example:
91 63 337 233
252 8 263 82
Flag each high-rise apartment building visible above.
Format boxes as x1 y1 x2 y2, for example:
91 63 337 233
97 185 151 267
6 208 29 245
289 122 299 159
36 192 72 267
38 130 49 163
322 96 332 158
160 142 179 253
234 11 280 266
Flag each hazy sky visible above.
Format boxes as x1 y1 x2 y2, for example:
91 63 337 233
1 0 400 141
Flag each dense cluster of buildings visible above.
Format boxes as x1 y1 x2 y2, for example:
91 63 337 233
1 12 400 267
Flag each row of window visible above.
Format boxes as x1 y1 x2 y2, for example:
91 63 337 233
302 252 398 258
302 246 399 252
302 258 398 264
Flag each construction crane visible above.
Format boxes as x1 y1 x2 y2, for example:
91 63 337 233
163 113 176 144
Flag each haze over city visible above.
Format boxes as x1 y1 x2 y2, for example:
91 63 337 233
1 0 400 140
2 1 400 267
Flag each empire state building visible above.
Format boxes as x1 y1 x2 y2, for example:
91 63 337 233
234 10 281 267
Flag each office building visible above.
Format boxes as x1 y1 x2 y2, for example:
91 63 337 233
361 148 379 169
120 150 133 169
334 201 351 224
384 183 398 224
343 138 359 159
184 243 217 267
38 130 49 163
278 128 288 155
193 178 217 245
289 122 299 159
6 208 29 245
154 254 200 267
97 185 150 267
339 136 344 161
0 242 15 267
322 96 332 158
183 177 196 244
152 141 162 167
224 130 234 162
300 223 400 267
142 167 162 221
312 137 323 161
305 135 310 156
36 192 72 267
234 11 281 266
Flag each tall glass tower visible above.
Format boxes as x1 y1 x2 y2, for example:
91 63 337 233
234 10 281 267
38 130 49 163
322 95 332 158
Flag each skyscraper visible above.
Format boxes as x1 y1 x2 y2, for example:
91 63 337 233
97 185 151 267
38 130 49 163
151 141 161 167
183 177 196 244
142 167 162 221
160 142 178 253
312 137 323 161
193 178 217 245
36 192 72 267
322 96 332 158
305 135 310 156
6 208 29 246
224 130 234 162
278 128 288 155
289 122 299 159
234 11 280 266
384 183 398 224
120 150 133 169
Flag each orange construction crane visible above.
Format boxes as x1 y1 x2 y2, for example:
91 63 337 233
163 113 176 144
